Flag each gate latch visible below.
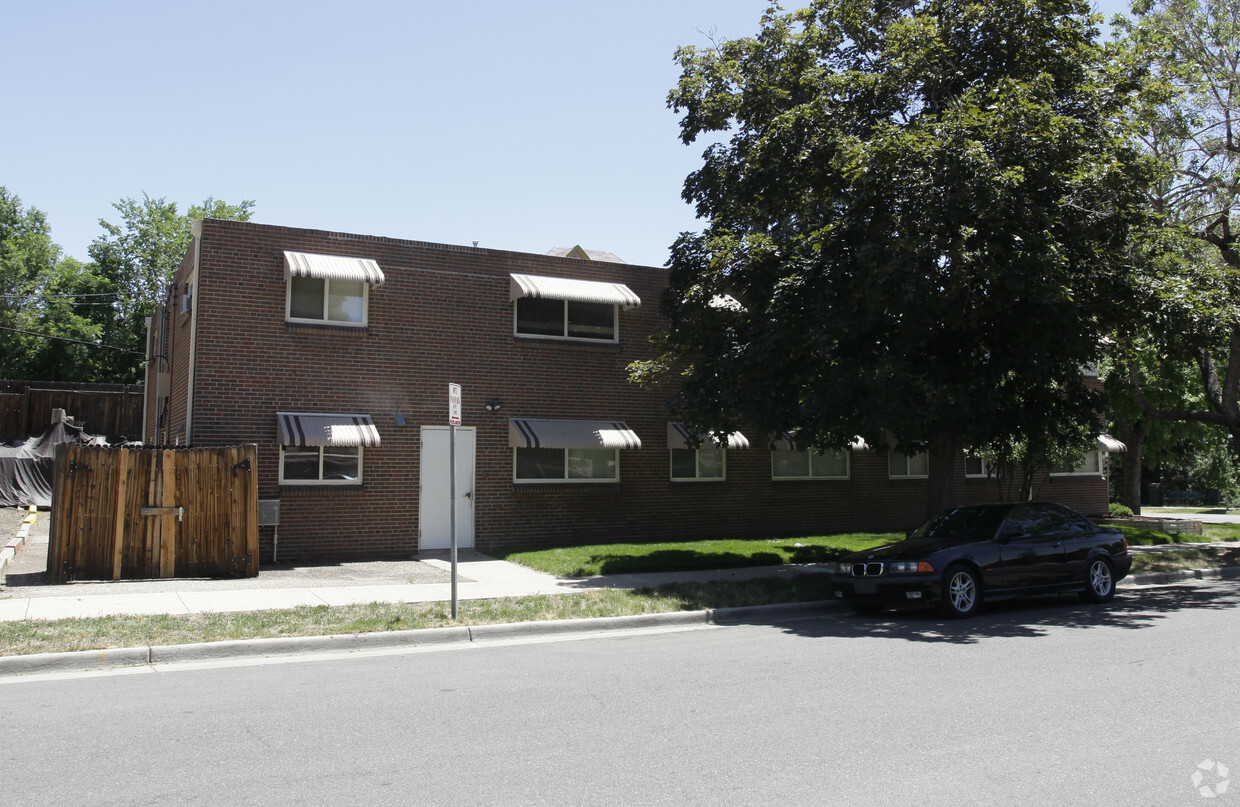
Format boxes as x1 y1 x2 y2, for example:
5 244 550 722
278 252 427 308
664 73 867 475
141 506 184 522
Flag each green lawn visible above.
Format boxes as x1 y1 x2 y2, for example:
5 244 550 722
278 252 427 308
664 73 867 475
1117 522 1240 545
489 532 901 577
0 577 832 657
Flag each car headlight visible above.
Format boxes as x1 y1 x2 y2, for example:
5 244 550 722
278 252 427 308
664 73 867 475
888 561 935 574
831 562 854 575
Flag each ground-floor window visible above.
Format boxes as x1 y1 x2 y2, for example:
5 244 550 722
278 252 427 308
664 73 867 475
889 450 929 479
1050 450 1104 476
514 447 618 482
671 446 725 481
772 449 849 480
280 445 362 484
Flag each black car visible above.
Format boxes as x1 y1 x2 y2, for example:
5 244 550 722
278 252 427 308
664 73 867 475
829 502 1132 618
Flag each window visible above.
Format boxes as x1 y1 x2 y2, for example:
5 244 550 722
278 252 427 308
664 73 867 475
1051 450 1104 476
514 447 618 482
288 276 368 325
280 445 362 485
515 297 617 341
276 412 379 486
965 454 990 477
671 445 726 481
283 250 384 327
772 448 850 480
889 450 929 478
509 273 640 343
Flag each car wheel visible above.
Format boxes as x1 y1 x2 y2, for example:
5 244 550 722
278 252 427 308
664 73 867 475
848 602 885 616
939 564 981 618
1081 556 1116 603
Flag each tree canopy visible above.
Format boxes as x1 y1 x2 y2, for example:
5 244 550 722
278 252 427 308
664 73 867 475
0 191 254 384
638 0 1155 512
87 195 254 382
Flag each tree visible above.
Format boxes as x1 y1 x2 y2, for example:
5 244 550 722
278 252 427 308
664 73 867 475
87 194 254 382
636 0 1153 515
1113 0 1240 505
0 188 106 380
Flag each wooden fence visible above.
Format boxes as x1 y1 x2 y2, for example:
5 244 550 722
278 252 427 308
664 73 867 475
0 381 145 439
47 443 259 582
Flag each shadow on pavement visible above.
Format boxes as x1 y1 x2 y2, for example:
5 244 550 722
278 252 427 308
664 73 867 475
757 579 1240 644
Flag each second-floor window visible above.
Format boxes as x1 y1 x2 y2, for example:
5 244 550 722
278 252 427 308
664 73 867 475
284 250 385 327
510 273 640 343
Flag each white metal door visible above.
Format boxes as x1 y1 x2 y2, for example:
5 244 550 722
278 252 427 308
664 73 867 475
419 426 476 550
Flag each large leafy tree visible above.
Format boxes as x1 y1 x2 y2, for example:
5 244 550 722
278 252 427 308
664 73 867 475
87 194 254 382
1112 0 1240 507
0 188 106 380
637 0 1153 514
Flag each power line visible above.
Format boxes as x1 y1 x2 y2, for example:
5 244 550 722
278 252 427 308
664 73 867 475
0 325 145 355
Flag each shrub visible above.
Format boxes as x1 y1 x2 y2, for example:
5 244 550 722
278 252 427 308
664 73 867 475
1109 502 1134 517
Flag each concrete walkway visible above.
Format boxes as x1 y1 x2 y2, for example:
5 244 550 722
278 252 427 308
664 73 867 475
1 506 1235 623
0 508 836 622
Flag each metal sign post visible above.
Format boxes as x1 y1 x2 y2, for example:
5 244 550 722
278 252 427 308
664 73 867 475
448 383 462 619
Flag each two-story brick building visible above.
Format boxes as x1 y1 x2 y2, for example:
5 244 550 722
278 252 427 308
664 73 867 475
144 218 1115 562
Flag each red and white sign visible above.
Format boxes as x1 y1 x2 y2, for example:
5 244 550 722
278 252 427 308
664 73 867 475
448 383 462 426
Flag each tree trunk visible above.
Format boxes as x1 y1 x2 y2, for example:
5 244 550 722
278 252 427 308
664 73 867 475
1117 421 1144 515
926 431 959 516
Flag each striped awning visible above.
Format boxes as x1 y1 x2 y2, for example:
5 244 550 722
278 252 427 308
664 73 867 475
667 422 750 450
278 413 381 447
509 273 641 308
509 418 642 450
771 432 870 451
284 251 386 285
1097 434 1127 452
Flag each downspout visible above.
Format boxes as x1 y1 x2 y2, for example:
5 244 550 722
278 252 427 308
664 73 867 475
185 219 203 446
142 316 152 444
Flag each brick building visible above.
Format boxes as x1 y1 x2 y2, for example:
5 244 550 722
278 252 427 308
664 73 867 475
144 219 1115 562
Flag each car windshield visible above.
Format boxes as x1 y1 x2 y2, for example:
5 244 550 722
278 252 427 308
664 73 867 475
909 506 1007 541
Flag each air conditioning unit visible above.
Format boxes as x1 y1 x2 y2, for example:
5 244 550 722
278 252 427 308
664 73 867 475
179 284 193 314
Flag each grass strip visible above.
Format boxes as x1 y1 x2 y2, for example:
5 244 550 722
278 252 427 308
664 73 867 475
0 575 831 658
491 533 900 577
1130 546 1240 575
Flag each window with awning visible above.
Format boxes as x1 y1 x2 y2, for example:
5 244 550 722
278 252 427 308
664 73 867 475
509 418 640 483
510 273 640 342
277 412 379 485
284 251 384 326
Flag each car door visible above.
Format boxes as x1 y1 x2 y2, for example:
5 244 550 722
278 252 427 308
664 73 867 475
1055 505 1102 580
995 504 1071 589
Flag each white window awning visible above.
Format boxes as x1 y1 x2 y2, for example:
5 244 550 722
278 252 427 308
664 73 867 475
284 251 385 285
510 273 641 308
771 432 870 451
1097 434 1127 452
278 413 381 447
509 418 642 450
667 423 750 450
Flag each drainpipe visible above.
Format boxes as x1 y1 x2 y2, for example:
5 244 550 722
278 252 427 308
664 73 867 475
142 316 152 444
185 219 203 446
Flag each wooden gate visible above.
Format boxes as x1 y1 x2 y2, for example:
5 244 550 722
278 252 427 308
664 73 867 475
47 443 259 582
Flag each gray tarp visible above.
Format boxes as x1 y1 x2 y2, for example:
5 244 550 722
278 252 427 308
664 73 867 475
0 421 108 507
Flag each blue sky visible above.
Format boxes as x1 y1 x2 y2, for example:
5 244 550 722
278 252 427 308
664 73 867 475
6 0 1133 269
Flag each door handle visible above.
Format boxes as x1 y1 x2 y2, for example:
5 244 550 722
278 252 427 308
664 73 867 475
463 491 473 500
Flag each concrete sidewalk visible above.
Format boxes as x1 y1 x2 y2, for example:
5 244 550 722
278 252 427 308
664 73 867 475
1 505 1236 624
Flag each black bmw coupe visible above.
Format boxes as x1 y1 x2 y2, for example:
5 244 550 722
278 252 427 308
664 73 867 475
829 502 1132 618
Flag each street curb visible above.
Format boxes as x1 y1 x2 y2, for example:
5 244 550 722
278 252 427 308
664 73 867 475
1120 565 1240 588
467 610 712 642
149 626 472 665
2 569 1237 678
0 646 150 677
0 521 32 586
0 602 832 678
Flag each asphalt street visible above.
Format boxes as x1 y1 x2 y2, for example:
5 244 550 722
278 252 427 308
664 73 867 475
3 578 1238 807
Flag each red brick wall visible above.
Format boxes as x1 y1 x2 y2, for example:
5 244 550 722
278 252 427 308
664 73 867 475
155 219 1112 562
